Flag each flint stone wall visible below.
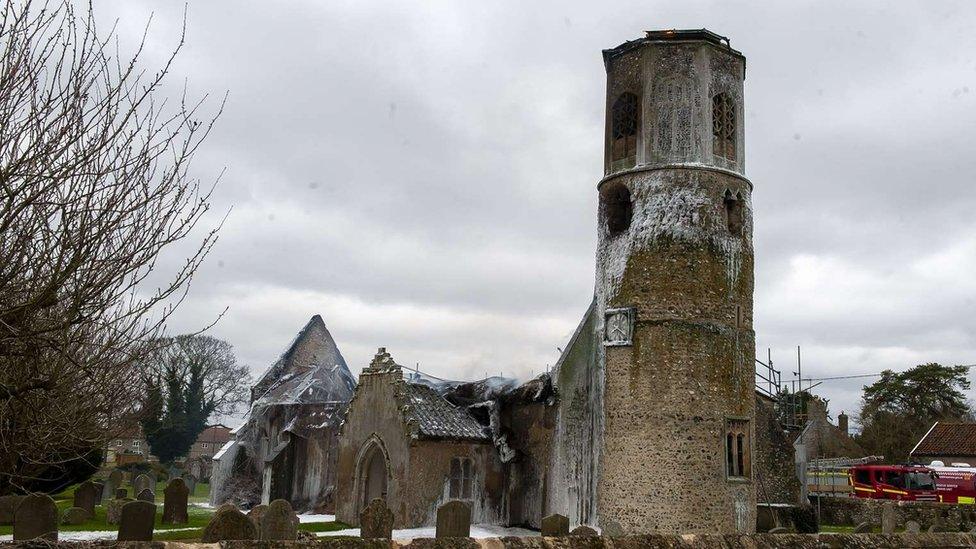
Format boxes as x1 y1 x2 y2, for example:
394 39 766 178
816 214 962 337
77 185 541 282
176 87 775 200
8 533 976 548
816 497 976 531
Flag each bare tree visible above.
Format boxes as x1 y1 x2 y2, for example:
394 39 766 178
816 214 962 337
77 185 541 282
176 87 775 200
0 0 224 493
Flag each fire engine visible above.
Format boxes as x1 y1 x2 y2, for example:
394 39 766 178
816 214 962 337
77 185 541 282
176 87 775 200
849 463 976 504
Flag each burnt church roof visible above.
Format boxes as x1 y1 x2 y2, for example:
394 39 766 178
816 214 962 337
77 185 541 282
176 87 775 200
403 383 491 442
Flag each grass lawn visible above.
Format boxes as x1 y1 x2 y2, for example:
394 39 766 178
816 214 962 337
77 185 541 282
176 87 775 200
0 478 348 540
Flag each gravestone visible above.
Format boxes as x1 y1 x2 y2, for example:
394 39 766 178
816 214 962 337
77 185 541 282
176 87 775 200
768 526 790 534
117 500 155 541
168 464 182 480
570 525 599 536
541 514 570 537
13 493 58 541
73 480 99 518
852 521 872 533
104 470 123 501
133 473 153 494
62 507 89 525
107 497 135 525
905 520 921 533
92 482 105 505
0 495 24 525
359 498 394 539
928 523 949 533
881 502 896 534
116 488 128 499
137 488 155 503
435 500 471 538
601 519 625 537
163 478 189 524
260 499 298 541
248 505 268 538
217 502 237 513
183 473 197 496
201 507 258 542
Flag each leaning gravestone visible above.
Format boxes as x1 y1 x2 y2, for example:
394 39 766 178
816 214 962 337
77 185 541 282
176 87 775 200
570 525 599 536
542 513 570 537
260 499 298 541
117 500 155 542
881 502 896 534
182 473 197 496
852 521 872 533
201 507 258 542
163 478 189 524
73 480 99 518
107 497 135 525
62 507 89 525
137 488 155 503
133 473 153 494
0 494 24 525
248 504 269 538
435 500 471 538
359 498 394 539
905 520 921 533
92 482 105 505
13 493 58 541
104 470 123 501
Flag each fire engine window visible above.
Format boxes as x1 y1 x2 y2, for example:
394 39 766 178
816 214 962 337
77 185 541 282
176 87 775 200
725 419 750 479
853 468 871 484
907 471 934 490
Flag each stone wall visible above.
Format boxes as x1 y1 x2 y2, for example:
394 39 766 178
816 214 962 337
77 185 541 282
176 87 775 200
816 496 976 530
754 394 802 504
16 533 976 548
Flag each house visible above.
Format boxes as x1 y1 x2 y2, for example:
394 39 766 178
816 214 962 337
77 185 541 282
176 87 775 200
104 425 149 465
210 314 357 512
910 422 976 466
185 424 232 480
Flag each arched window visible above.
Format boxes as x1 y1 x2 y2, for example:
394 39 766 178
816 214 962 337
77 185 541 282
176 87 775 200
611 92 640 163
449 457 473 499
602 183 632 236
723 189 743 236
725 419 750 479
712 93 736 161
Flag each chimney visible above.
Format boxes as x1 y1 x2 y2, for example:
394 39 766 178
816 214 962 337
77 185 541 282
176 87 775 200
838 411 849 435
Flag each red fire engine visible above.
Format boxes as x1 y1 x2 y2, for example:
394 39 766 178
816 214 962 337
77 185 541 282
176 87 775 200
849 463 976 504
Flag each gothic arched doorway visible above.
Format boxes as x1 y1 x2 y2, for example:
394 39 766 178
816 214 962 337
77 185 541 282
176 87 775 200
357 439 389 512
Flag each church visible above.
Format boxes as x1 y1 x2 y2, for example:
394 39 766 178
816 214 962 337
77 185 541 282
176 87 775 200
215 29 790 534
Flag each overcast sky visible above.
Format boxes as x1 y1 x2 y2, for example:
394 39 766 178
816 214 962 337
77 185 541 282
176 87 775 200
98 0 976 427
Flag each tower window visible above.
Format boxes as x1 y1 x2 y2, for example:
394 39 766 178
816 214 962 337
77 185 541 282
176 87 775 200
602 183 632 236
611 92 640 162
712 93 736 161
726 419 750 479
723 189 743 236
449 457 473 499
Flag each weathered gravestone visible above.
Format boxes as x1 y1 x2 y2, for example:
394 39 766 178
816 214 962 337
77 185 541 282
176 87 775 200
435 500 471 538
359 498 394 539
260 499 298 541
881 502 896 534
570 525 599 536
107 498 135 525
137 488 155 503
117 500 155 542
247 505 268 538
905 520 921 533
104 470 123 501
133 473 153 495
92 482 105 505
852 521 872 533
542 513 570 537
201 507 258 542
163 478 189 524
182 473 197 496
116 488 128 499
62 507 89 525
73 480 98 518
0 494 24 525
13 493 58 541
217 502 237 513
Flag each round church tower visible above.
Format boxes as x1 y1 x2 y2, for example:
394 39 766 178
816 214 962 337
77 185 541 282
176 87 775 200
595 30 756 534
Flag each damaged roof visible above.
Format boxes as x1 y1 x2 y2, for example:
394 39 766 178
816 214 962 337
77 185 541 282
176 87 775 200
403 383 491 442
